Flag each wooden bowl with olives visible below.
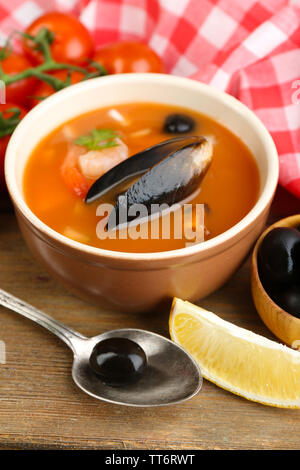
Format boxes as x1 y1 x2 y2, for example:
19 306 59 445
251 214 300 348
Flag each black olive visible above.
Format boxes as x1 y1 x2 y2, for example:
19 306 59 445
272 285 300 319
89 337 147 387
163 114 195 134
257 227 300 286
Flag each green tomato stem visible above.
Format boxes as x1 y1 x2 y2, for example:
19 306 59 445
0 107 22 138
0 28 107 91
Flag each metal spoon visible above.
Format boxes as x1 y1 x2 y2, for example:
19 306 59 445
0 288 202 407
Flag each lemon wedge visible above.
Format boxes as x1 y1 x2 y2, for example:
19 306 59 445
169 298 300 408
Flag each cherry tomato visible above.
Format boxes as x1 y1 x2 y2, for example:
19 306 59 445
28 70 85 108
93 41 164 74
23 12 94 65
0 49 38 106
0 103 27 191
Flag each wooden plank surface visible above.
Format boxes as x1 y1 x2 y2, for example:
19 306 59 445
0 197 299 450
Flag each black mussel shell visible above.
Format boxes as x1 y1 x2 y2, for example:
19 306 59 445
107 137 213 229
257 227 300 286
85 136 202 204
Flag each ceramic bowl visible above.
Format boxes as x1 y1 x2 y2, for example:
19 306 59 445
5 74 279 312
251 215 300 348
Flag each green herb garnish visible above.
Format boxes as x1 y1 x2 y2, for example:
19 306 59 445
74 128 120 151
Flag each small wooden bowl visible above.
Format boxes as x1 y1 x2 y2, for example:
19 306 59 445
251 214 300 349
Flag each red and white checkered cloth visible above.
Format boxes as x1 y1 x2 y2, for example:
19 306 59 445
0 0 300 198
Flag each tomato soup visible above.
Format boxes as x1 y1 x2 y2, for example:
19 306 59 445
23 102 260 253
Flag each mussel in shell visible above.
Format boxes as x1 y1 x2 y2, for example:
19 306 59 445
85 136 204 204
106 136 213 229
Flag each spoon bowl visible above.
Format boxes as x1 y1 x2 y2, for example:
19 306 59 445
0 288 202 407
72 329 202 406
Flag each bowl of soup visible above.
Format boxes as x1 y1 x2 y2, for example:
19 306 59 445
5 74 278 312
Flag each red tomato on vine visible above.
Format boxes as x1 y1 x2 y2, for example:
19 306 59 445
93 41 164 74
0 49 38 106
23 12 94 65
28 70 86 108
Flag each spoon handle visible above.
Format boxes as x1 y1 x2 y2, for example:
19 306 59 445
0 288 86 351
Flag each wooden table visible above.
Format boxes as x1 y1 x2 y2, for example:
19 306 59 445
0 193 299 450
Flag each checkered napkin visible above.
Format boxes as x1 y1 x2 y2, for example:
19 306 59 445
0 0 299 199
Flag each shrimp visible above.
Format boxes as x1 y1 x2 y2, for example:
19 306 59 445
61 145 90 199
78 138 129 180
61 138 129 199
